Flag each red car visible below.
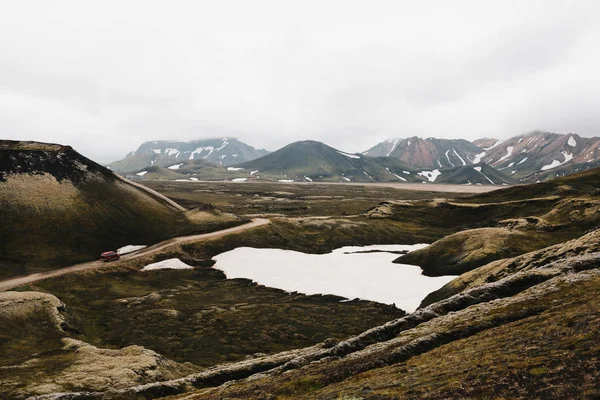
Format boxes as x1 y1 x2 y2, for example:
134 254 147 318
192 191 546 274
100 251 120 262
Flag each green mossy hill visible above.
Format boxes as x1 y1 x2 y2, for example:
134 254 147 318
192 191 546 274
0 291 199 399
0 140 242 279
421 228 600 307
395 227 551 276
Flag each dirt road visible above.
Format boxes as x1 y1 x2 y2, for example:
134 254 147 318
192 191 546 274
0 218 270 292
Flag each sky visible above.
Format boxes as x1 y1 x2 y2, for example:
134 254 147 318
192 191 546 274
1 1 599 163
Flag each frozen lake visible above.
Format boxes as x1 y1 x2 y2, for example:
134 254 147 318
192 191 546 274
212 244 457 312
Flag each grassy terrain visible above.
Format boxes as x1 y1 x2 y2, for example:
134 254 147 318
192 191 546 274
183 270 600 400
142 180 472 217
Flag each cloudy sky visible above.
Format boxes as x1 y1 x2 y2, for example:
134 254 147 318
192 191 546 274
1 1 599 163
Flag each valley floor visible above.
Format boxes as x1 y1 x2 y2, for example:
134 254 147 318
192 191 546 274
2 173 599 399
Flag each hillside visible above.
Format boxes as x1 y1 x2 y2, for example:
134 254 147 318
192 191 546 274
0 141 242 278
472 131 600 183
363 137 482 169
109 137 269 172
434 163 517 185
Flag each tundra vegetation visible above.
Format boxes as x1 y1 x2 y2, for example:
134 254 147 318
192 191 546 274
1 152 599 399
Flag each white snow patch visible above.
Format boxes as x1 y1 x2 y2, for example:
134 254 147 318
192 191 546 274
136 171 148 176
337 151 361 159
386 167 406 181
518 157 528 165
453 149 466 166
152 149 161 154
212 244 456 312
118 245 147 255
484 140 504 151
190 177 198 181
386 139 399 156
362 170 375 180
472 151 486 164
227 167 244 171
567 136 577 147
342 176 351 181
278 179 294 183
445 150 455 167
402 170 410 174
141 258 193 271
216 139 229 151
165 148 180 156
540 151 574 171
473 166 494 184
250 170 259 176
418 169 441 182
497 146 514 163
189 146 214 159
304 176 313 182
168 163 183 170
232 178 247 182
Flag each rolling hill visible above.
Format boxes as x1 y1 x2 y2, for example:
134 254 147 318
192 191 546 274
109 137 269 172
0 140 241 278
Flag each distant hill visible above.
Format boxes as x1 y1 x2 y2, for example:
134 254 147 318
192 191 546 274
128 159 243 181
0 140 239 278
234 140 422 183
472 131 600 183
363 137 482 169
109 137 269 172
434 163 517 185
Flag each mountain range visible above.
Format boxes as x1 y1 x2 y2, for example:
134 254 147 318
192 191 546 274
110 131 600 185
109 137 269 172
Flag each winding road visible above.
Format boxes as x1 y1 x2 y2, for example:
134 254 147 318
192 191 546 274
0 218 270 292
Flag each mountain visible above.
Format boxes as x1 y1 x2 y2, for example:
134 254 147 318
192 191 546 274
363 137 482 169
0 140 239 278
234 140 423 183
128 140 512 185
109 137 269 172
472 131 600 183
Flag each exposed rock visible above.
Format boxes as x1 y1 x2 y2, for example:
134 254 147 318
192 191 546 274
0 291 65 328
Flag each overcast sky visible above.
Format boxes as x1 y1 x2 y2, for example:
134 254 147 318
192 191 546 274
1 1 599 163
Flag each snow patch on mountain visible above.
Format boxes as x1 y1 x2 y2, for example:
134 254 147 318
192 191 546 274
337 151 361 159
540 151 574 171
418 169 441 182
453 149 466 166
